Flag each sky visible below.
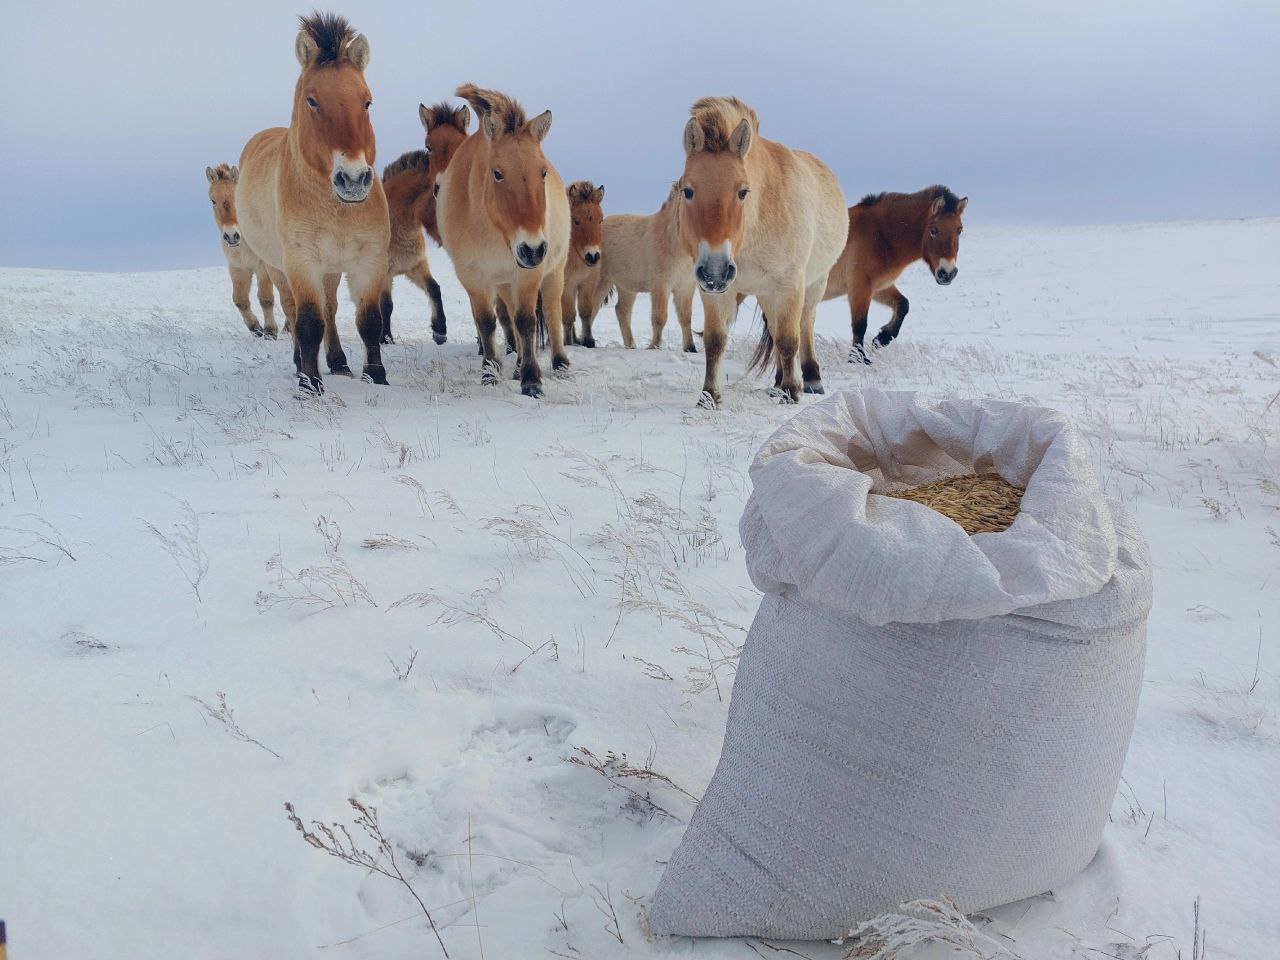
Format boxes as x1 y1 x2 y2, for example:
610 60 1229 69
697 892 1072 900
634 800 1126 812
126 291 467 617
2 0 1277 271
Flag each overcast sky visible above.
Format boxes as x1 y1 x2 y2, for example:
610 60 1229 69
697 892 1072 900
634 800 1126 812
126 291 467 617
2 0 1277 270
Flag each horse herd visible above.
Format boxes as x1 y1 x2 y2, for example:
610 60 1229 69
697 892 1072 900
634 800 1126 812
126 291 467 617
206 12 967 406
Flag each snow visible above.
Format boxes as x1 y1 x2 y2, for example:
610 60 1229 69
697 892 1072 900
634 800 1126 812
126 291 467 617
1 217 1278 960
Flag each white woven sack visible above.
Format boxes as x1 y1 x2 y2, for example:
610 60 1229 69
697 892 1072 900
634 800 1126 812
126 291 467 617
649 389 1151 940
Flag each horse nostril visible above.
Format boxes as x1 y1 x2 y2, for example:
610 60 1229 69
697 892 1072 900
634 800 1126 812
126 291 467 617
535 241 547 261
360 168 372 187
724 263 737 283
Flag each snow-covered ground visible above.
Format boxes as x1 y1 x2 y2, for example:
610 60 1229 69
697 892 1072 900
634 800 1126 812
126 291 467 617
1 218 1278 960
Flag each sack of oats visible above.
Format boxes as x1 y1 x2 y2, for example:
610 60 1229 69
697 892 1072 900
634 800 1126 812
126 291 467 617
649 389 1151 941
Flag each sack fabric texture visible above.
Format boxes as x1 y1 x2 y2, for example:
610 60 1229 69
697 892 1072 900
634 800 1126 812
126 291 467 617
649 390 1151 940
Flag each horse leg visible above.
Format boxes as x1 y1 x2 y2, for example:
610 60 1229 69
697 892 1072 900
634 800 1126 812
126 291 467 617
318 272 350 376
284 263 326 394
379 275 395 346
256 268 278 339
404 259 447 345
560 285 579 348
800 278 826 394
759 289 804 403
648 290 669 349
512 282 545 398
615 289 638 349
847 279 874 365
697 292 734 408
229 267 263 337
675 288 696 353
266 266 296 339
541 269 570 372
494 301 517 355
872 285 909 348
467 289 503 385
580 275 608 348
345 260 389 385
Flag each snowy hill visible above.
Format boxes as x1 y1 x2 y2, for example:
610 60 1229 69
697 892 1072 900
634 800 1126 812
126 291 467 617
1 218 1277 959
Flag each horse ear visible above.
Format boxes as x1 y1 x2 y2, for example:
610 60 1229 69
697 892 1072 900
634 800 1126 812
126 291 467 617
229 165 239 183
347 34 370 69
683 117 704 156
480 111 499 139
205 166 218 184
593 184 605 203
455 104 471 131
295 30 319 69
527 110 553 143
931 195 946 216
419 103 433 131
956 197 968 215
729 118 753 159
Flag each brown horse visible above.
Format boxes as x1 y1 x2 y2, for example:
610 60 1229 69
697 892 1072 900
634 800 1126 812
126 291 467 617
206 164 277 338
560 180 604 346
584 182 695 351
414 101 471 345
378 151 444 345
677 97 846 404
236 12 389 394
435 84 570 398
825 186 967 363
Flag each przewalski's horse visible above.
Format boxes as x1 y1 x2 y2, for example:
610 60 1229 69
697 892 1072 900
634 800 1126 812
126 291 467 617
677 97 846 405
436 84 570 398
826 185 968 363
379 151 445 345
206 164 277 338
584 182 696 351
560 180 604 347
411 101 471 345
236 12 390 394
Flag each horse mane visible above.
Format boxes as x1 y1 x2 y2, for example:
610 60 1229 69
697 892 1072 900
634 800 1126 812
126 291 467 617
689 96 760 153
858 185 963 214
298 11 357 66
382 150 430 183
659 180 682 210
456 84 527 135
566 180 599 204
209 163 237 182
422 101 466 133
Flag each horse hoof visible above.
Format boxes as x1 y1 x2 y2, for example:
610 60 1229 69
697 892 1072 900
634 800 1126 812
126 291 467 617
249 325 264 338
582 337 596 349
684 344 698 354
361 365 388 385
380 334 395 346
766 385 785 399
433 332 447 345
263 329 278 341
849 346 872 365
696 390 720 410
329 364 353 377
803 381 826 395
778 393 799 405
521 382 545 399
296 373 324 396
552 356 571 371
873 331 893 349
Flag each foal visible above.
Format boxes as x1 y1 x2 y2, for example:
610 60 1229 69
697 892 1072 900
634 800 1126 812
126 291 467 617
414 101 472 345
584 182 696 351
206 164 277 338
435 84 571 398
677 97 846 404
560 181 604 347
825 186 967 363
236 12 390 393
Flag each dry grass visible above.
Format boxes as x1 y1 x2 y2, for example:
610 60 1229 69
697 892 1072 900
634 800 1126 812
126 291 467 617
887 472 1024 534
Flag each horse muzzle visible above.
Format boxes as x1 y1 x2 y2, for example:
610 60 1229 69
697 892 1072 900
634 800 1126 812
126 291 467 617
935 259 958 285
695 256 736 295
515 239 548 269
222 230 241 247
582 247 601 267
332 165 374 203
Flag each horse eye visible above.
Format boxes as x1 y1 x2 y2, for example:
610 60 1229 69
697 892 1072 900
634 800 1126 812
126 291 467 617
738 187 749 201
364 100 372 110
306 96 318 110
493 169 504 182
957 226 963 235
573 219 580 226
541 169 547 181
929 227 939 237
682 187 694 200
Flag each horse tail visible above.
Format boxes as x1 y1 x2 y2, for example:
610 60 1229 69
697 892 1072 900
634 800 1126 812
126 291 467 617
745 311 774 376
